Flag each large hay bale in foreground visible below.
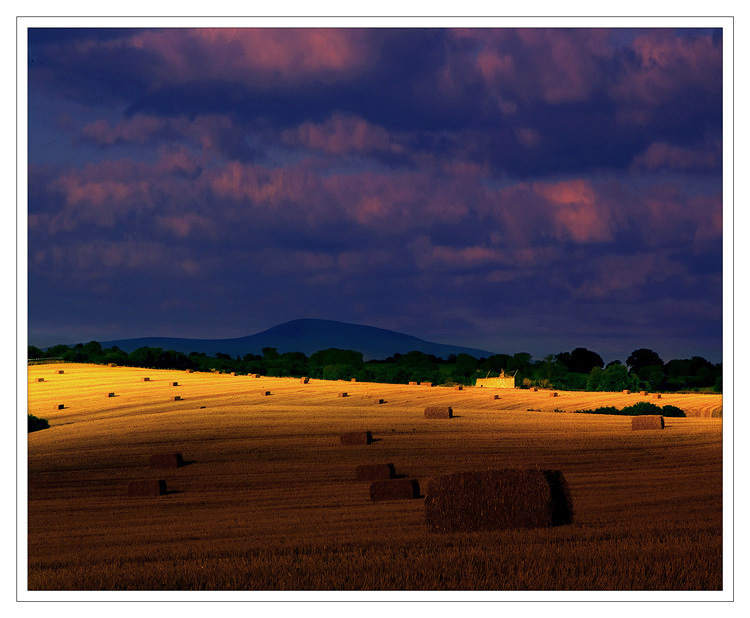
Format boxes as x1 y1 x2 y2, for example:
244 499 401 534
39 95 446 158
149 453 184 469
356 463 396 481
631 415 664 430
370 478 420 501
127 480 167 497
424 469 574 533
340 431 373 446
424 406 453 419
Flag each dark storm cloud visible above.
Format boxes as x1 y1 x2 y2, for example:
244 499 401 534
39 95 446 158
26 26 724 361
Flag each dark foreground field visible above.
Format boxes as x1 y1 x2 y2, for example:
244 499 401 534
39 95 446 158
27 364 723 591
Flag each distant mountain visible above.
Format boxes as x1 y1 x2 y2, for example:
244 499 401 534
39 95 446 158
99 318 496 361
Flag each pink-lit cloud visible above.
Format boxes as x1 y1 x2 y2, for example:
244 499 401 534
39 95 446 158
128 28 374 86
282 114 404 156
631 139 721 171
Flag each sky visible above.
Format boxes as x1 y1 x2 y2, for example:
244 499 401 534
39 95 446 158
25 24 725 363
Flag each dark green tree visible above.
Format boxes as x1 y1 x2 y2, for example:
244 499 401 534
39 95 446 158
626 349 663 374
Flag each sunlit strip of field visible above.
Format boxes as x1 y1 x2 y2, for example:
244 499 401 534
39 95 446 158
27 364 722 591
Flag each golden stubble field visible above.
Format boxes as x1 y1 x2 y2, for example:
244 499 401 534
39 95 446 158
26 363 723 591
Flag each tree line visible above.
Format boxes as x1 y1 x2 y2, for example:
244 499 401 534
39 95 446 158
28 342 721 393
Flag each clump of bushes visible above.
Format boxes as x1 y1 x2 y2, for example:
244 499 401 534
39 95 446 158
576 401 686 418
28 414 50 433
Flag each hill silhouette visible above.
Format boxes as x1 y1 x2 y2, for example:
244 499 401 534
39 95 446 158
99 319 496 361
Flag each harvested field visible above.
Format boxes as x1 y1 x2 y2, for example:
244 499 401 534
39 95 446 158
370 478 420 501
26 363 723 591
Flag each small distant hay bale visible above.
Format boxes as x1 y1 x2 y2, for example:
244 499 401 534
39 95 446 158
550 392 559 397
377 399 386 404
55 404 64 410
338 392 348 397
127 480 167 497
409 381 417 386
57 370 64 374
174 395 182 401
107 392 115 398
340 431 373 446
251 373 260 378
421 382 432 387
493 394 500 400
301 377 309 384
532 387 539 392
108 363 117 367
424 406 453 419
36 378 44 382
186 369 194 374
261 391 271 396
622 390 631 394
142 377 151 382
356 463 396 481
230 372 236 376
171 382 179 386
631 415 664 430
652 394 662 399
454 385 463 391
640 391 647 395
370 478 420 501
424 469 573 533
210 369 216 372
351 378 357 382
149 453 184 469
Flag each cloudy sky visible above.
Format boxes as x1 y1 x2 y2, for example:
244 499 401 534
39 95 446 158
25 24 725 362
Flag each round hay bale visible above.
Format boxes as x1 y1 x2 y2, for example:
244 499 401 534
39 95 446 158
127 480 167 497
149 453 184 469
424 469 573 533
339 431 373 446
370 478 420 501
424 406 453 419
355 463 396 481
631 415 664 430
